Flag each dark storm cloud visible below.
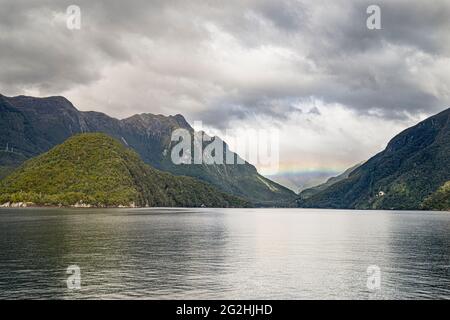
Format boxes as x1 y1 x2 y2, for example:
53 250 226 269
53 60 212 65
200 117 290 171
0 0 449 124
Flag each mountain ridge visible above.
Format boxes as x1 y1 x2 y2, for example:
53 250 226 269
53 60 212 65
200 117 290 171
0 93 296 206
0 133 248 208
298 108 450 210
298 162 363 200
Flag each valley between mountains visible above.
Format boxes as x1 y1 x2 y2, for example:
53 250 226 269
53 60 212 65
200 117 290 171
0 94 449 210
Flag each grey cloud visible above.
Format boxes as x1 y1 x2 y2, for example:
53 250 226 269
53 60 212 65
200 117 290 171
308 107 320 115
255 0 308 32
0 0 449 126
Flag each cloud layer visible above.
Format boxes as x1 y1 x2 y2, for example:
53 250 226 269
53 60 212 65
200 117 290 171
1 0 449 187
1 0 449 120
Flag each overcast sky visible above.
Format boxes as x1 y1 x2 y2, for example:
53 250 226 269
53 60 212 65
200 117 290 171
1 0 449 190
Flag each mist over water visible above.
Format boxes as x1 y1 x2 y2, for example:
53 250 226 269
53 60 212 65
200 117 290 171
0 208 449 299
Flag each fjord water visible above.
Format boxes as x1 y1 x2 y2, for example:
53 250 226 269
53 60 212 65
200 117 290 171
0 208 449 300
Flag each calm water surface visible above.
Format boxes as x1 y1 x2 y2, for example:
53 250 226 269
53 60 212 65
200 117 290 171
0 208 449 299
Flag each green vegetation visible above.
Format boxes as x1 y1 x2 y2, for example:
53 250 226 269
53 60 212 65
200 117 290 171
0 166 14 180
298 108 450 210
0 133 248 208
164 159 296 207
299 163 362 200
0 151 28 181
422 181 450 211
0 94 296 206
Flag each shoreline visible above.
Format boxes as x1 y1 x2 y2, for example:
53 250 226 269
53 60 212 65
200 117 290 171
0 201 137 209
0 202 249 209
0 202 448 212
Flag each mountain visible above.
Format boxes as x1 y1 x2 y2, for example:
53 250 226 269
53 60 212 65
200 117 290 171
298 108 450 210
0 151 27 180
0 133 248 207
265 170 342 194
0 94 296 206
422 181 450 211
298 163 362 200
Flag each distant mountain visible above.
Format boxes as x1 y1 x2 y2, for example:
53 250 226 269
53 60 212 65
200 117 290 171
0 94 296 206
0 133 248 208
298 163 362 200
298 108 450 210
422 181 450 211
265 170 342 194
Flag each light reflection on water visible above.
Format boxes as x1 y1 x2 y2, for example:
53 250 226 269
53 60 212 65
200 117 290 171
0 208 449 299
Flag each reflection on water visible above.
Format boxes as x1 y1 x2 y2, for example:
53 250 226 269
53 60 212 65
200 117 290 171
0 208 449 299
